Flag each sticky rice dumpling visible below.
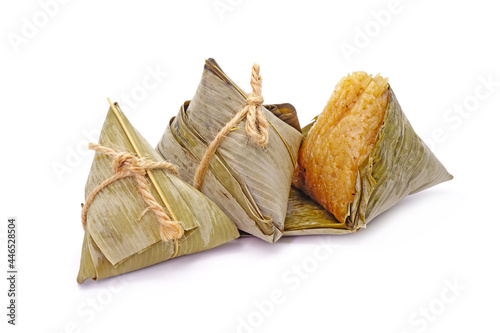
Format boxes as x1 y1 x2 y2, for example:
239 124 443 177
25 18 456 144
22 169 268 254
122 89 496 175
77 101 239 283
157 59 303 243
287 72 452 234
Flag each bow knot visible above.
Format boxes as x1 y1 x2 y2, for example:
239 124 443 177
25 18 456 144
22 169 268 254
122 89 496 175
112 152 146 176
246 94 264 107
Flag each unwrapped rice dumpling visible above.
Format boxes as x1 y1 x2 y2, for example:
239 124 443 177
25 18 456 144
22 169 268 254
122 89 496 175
157 59 303 243
77 100 239 283
287 72 452 235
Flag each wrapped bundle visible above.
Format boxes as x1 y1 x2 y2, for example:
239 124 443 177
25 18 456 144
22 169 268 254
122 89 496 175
157 59 303 243
77 100 239 283
285 72 453 235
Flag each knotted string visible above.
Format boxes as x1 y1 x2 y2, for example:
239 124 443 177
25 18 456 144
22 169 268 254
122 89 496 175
81 143 184 242
193 63 269 190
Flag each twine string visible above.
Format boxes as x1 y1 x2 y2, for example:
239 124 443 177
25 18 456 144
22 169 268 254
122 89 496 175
81 143 184 242
193 63 269 190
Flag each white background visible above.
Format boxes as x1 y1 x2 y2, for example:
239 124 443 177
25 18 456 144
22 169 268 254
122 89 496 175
1 1 499 332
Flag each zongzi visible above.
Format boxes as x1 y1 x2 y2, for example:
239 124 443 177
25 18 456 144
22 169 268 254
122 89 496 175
157 59 303 243
287 72 452 234
77 100 239 283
